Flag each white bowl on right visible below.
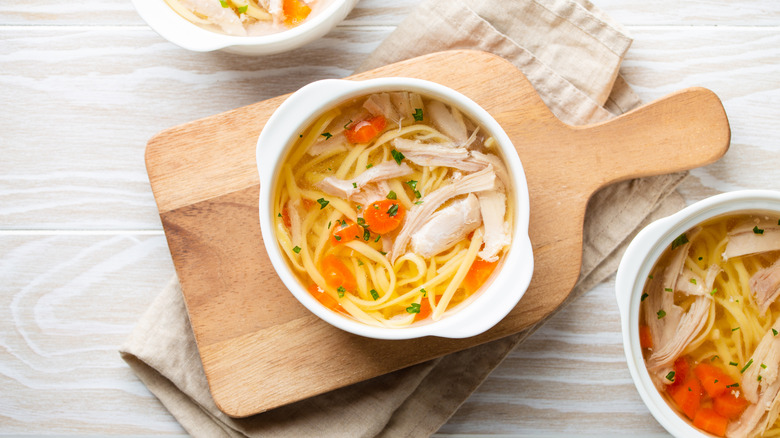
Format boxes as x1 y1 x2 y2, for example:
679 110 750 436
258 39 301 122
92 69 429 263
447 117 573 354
615 189 780 437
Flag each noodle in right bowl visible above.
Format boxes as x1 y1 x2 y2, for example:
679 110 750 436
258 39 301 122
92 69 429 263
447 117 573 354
640 211 780 437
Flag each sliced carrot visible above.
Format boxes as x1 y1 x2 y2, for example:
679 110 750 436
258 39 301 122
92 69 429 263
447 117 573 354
307 283 342 312
694 362 735 398
282 0 311 26
668 374 702 420
414 295 441 322
693 408 728 437
363 198 405 234
331 220 362 245
639 325 653 349
344 115 386 144
669 357 690 390
281 206 291 228
463 259 498 292
320 254 356 292
302 198 315 210
713 391 749 419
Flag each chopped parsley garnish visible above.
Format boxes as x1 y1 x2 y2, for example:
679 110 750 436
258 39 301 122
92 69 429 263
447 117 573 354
754 225 765 235
387 190 397 200
671 233 689 250
415 200 423 205
352 182 357 188
374 234 381 243
405 180 417 190
357 205 362 211
328 221 332 229
690 278 697 284
698 256 703 261
413 108 424 122
641 293 649 301
726 383 740 388
741 359 754 373
277 213 282 217
379 250 387 255
732 327 741 332
729 362 738 367
334 235 341 241
292 246 301 254
406 303 421 314
657 309 666 319
387 203 399 217
218 0 228 7
761 363 767 369
344 119 353 129
366 163 374 169
711 288 718 296
391 149 405 165
420 288 427 297
648 274 654 279
778 219 780 226
774 328 778 336
357 217 366 227
758 375 763 381
711 355 719 361
370 289 379 300
665 288 673 292
236 5 248 13
357 259 364 266
714 380 719 384
337 286 346 298
665 371 676 382
363 229 371 241
316 198 329 209
321 132 333 139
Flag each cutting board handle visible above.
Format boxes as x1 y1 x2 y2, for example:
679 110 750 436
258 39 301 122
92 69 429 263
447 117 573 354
572 87 730 192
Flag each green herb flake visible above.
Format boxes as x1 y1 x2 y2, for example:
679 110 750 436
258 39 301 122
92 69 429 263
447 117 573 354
334 235 341 241
374 234 381 243
236 4 248 12
278 213 282 218
726 383 740 388
641 293 649 302
316 198 329 209
379 251 387 255
387 190 397 200
292 246 301 254
671 233 689 250
714 379 719 384
321 132 333 140
711 355 719 362
729 361 739 367
356 205 362 211
363 229 371 241
754 226 765 235
690 278 697 285
761 363 768 369
415 200 423 205
357 259 364 266
344 119 353 129
657 309 667 319
391 149 405 165
774 329 778 336
328 221 332 229
337 287 345 298
665 288 673 292
357 217 366 227
366 163 374 169
406 303 421 314
420 288 427 297
711 288 718 296
370 289 379 300
665 371 676 382
758 375 763 381
352 182 358 188
648 274 654 280
698 256 703 261
387 203 400 217
413 108 424 122
405 180 418 190
218 0 228 7
733 327 741 332
741 359 754 374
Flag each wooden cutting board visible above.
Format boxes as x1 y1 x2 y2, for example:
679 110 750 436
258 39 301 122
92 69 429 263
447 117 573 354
145 50 730 418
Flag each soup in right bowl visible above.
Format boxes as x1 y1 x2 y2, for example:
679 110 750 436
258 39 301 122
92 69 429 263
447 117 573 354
640 211 780 437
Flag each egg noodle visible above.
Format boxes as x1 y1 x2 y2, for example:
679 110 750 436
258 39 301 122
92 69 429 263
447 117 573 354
273 99 513 328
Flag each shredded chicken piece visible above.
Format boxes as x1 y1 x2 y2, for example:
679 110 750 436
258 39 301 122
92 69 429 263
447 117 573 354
476 191 510 262
645 230 714 383
351 181 391 207
315 161 412 201
411 194 482 258
286 199 303 248
752 258 780 316
180 0 246 35
724 219 780 259
307 133 348 156
468 150 510 191
727 317 780 438
426 101 468 144
391 138 482 172
391 165 496 262
363 93 398 123
257 0 283 23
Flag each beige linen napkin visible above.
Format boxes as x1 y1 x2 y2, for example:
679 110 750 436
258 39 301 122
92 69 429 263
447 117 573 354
121 0 687 436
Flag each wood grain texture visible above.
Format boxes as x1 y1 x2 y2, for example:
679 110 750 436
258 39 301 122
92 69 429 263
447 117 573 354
146 50 729 416
1 0 778 435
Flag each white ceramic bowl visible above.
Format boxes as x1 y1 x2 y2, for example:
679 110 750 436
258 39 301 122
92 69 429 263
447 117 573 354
256 77 534 340
615 190 780 437
131 0 358 55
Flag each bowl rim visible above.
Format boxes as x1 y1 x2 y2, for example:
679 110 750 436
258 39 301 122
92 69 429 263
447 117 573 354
131 0 358 53
255 76 534 340
615 189 780 437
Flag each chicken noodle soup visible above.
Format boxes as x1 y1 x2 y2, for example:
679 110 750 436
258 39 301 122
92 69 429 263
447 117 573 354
273 91 514 328
164 0 330 36
640 212 780 437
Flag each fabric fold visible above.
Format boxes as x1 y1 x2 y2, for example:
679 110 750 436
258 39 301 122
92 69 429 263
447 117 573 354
121 0 688 436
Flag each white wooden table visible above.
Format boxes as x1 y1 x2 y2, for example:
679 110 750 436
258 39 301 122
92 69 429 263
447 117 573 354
2 0 779 436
